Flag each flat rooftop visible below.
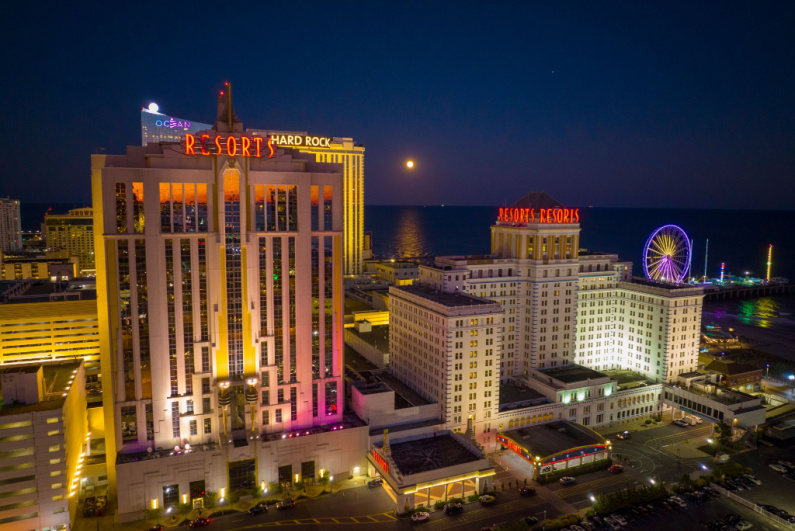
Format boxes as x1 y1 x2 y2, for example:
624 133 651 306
347 324 389 353
375 372 431 408
388 433 482 475
393 285 498 308
671 382 759 406
0 361 81 416
499 383 549 411
501 421 606 459
540 365 609 384
601 369 658 390
624 277 704 292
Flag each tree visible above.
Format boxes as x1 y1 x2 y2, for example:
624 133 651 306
715 422 732 448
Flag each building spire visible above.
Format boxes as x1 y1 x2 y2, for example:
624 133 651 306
214 81 242 133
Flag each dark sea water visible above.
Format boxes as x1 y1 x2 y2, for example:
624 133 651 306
364 205 795 281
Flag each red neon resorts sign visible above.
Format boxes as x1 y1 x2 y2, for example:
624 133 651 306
184 133 275 158
498 207 580 224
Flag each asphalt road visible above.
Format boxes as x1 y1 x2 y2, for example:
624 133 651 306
170 484 558 531
604 422 714 482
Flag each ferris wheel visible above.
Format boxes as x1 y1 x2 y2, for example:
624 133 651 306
643 224 692 284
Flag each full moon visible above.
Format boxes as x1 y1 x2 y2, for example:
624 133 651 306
406 160 414 169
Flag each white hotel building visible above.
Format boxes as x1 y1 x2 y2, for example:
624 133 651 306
388 193 704 450
93 92 368 521
388 286 503 447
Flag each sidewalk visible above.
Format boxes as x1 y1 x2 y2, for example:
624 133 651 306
72 476 376 531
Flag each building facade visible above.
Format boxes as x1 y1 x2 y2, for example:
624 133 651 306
418 192 703 386
249 130 366 276
389 286 502 447
45 208 95 275
0 198 22 253
0 361 87 531
140 108 212 146
96 94 365 520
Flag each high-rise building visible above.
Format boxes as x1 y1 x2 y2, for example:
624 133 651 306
0 198 22 252
45 207 95 275
389 286 502 446
140 106 212 146
249 130 365 276
416 192 703 384
96 89 365 520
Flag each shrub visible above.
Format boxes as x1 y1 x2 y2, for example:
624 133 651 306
645 419 652 425
177 503 192 515
204 491 218 509
144 508 162 521
268 481 283 495
434 500 446 510
467 493 480 502
743 467 754 475
537 458 612 485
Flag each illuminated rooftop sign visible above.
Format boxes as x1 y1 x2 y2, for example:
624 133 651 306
271 134 331 148
498 207 580 224
156 117 192 129
184 133 274 158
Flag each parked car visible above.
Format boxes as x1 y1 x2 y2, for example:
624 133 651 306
148 526 164 531
479 494 496 505
743 474 762 485
612 514 628 526
519 486 536 496
189 518 210 528
570 525 587 531
673 419 689 427
368 477 384 488
607 464 624 474
411 512 430 523
276 498 296 510
560 476 576 485
248 502 268 515
616 430 631 440
769 463 788 473
443 502 463 515
734 521 752 531
524 516 540 525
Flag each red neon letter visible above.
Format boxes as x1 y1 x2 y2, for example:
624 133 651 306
563 209 569 223
215 136 223 156
254 137 263 157
185 134 196 155
555 209 563 223
575 208 580 223
498 208 505 221
267 137 275 158
201 134 210 155
226 137 237 156
530 209 535 222
242 136 251 157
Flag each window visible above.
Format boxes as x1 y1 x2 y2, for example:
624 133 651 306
163 484 179 506
228 459 256 490
189 420 197 436
203 418 211 434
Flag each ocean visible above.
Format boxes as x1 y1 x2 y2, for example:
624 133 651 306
364 205 795 282
20 202 795 362
22 202 794 280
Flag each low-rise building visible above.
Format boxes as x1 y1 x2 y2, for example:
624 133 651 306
0 361 87 531
373 261 419 286
663 375 766 429
702 359 763 392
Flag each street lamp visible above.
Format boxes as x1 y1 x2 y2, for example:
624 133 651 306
649 478 655 485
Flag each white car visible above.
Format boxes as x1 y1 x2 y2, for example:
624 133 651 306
612 514 628 526
735 521 752 530
411 512 430 523
570 526 586 531
668 496 686 508
743 474 762 485
603 516 622 530
769 463 788 473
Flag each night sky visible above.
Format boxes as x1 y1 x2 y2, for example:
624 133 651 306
2 2 793 209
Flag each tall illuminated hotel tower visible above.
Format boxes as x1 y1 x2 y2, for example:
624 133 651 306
94 87 365 520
